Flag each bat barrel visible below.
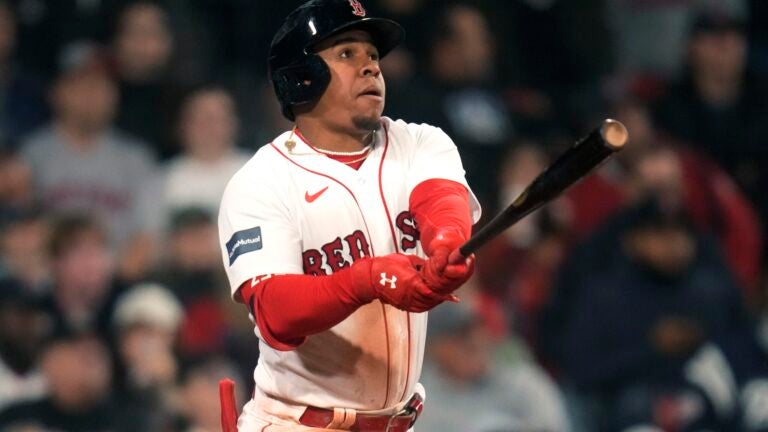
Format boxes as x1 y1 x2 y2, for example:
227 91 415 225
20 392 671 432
457 119 627 258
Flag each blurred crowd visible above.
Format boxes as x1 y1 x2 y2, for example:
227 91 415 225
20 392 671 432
0 0 767 431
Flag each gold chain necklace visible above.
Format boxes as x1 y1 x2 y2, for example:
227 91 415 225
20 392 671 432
340 151 371 165
284 127 375 155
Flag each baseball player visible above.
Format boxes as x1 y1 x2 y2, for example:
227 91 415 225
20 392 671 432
218 1 481 430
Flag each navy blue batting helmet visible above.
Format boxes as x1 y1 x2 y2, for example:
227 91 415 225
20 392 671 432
268 0 404 120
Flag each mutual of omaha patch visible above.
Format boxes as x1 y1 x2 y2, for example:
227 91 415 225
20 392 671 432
226 226 263 265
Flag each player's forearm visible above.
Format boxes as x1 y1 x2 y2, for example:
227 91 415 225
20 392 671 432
240 269 375 350
409 179 472 255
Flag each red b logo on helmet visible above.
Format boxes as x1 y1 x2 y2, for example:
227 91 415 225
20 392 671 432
348 0 366 17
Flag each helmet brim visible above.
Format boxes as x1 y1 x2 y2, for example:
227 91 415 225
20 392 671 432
313 17 405 58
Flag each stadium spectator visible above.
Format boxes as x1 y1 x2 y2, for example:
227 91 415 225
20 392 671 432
155 209 223 304
153 208 231 357
111 1 186 159
0 331 121 431
176 355 245 432
541 198 747 431
111 283 184 432
653 8 768 226
152 207 257 393
19 41 160 281
159 86 249 229
0 277 50 411
418 299 570 432
42 214 121 339
562 97 762 302
680 272 768 431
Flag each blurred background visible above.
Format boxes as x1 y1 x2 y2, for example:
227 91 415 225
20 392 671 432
0 0 766 431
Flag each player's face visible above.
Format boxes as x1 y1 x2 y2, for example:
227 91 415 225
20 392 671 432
313 30 385 132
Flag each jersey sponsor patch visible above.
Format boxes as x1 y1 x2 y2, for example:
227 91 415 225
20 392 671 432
226 226 263 265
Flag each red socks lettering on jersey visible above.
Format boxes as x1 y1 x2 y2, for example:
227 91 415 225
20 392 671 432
237 179 472 351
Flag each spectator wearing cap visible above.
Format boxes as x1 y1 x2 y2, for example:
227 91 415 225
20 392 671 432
540 198 748 431
112 282 184 432
156 86 249 231
417 300 570 432
0 277 51 412
653 7 768 226
19 41 162 282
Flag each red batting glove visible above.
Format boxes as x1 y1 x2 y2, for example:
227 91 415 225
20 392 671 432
424 227 466 257
350 254 454 313
422 228 475 295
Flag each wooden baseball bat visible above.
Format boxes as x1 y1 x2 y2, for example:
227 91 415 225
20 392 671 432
452 119 628 262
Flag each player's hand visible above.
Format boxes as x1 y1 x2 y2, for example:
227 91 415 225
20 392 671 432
424 227 466 257
422 228 475 294
351 254 453 313
421 248 475 295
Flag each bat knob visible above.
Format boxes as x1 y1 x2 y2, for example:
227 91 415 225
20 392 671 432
601 119 629 150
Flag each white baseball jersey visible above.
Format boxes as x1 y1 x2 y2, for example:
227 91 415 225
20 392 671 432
218 116 481 414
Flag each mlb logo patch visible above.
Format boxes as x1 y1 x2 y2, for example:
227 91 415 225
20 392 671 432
226 226 263 265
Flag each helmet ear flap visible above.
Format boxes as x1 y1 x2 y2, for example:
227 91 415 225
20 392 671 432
272 54 331 121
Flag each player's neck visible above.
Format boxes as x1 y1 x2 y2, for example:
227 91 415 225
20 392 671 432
294 118 374 152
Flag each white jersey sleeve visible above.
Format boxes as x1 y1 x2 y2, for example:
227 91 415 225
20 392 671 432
395 120 482 222
218 151 303 297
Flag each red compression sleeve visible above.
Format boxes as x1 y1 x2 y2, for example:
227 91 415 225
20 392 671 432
410 179 472 255
237 266 375 351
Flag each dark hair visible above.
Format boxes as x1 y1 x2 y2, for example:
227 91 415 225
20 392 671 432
169 207 213 233
48 213 107 259
689 10 746 37
176 84 236 124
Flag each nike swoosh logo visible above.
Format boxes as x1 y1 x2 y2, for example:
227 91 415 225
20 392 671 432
305 186 329 203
